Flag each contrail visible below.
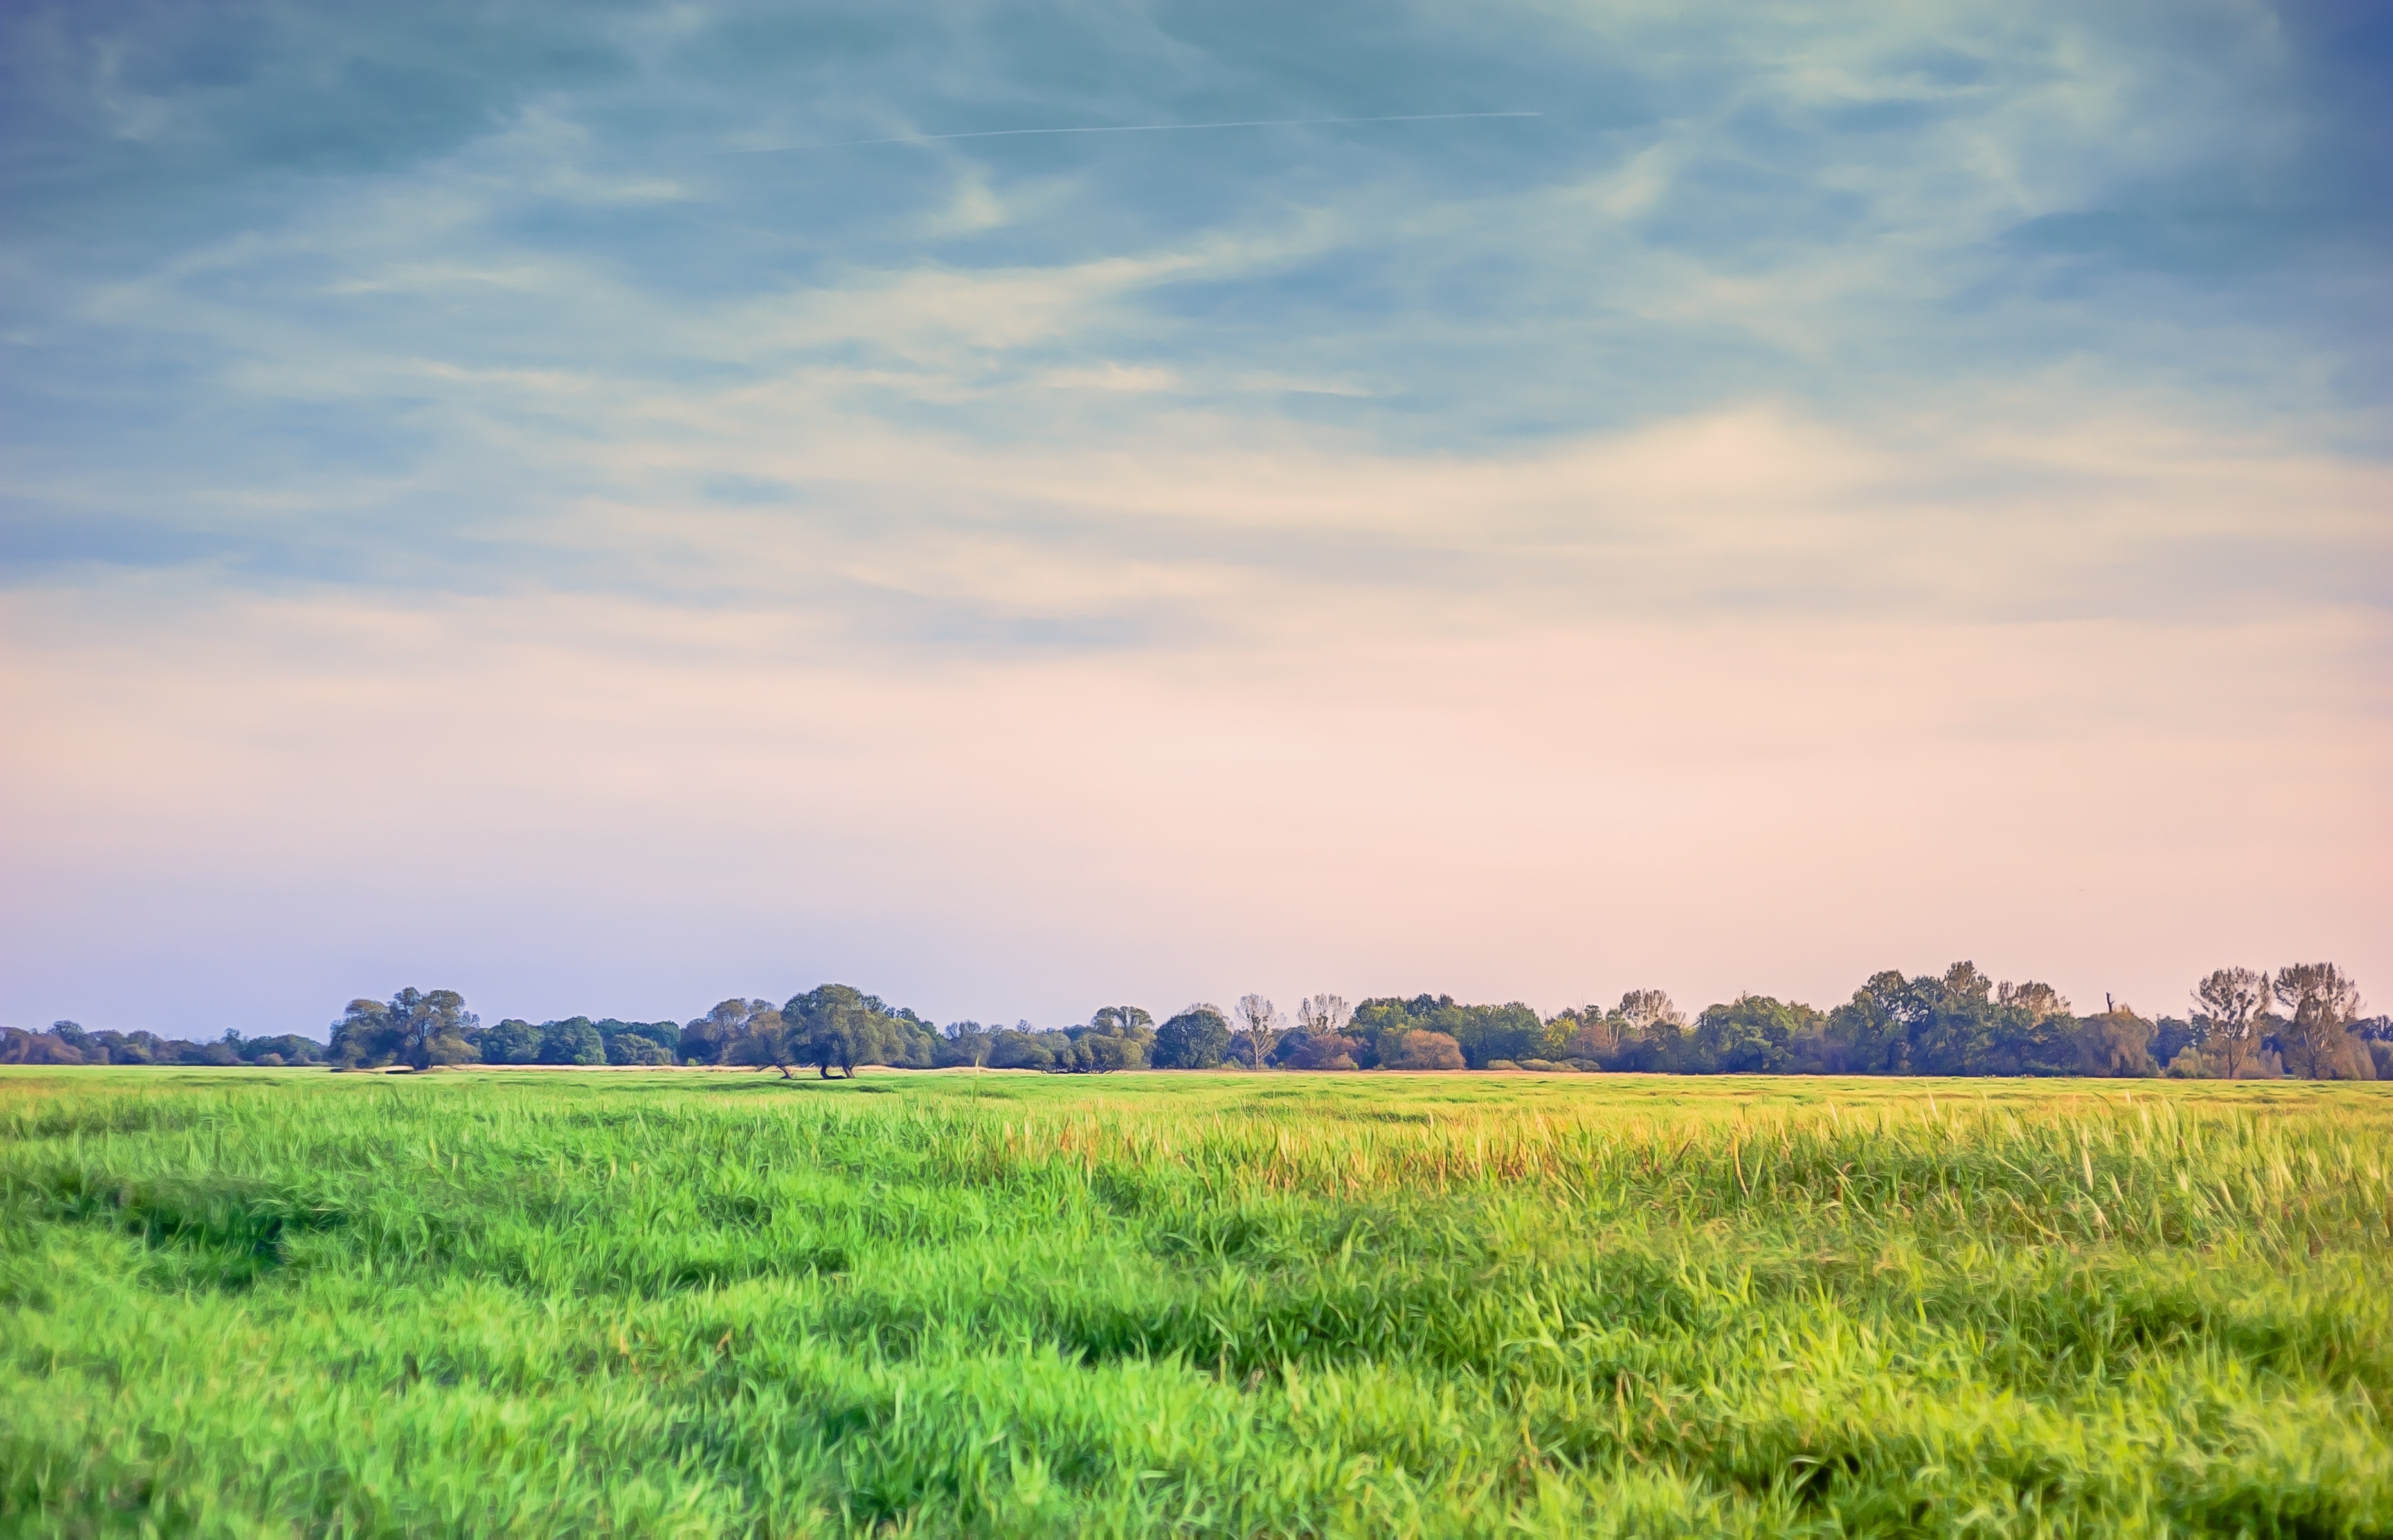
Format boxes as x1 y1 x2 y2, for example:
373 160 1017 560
733 111 1541 153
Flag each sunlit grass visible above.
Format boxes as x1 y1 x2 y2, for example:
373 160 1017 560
5 1067 2390 1535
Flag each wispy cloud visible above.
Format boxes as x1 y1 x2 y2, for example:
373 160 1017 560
735 111 1544 153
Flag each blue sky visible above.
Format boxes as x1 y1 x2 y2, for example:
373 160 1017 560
3 0 2388 1036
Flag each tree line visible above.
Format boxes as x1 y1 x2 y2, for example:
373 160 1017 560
8 961 2378 1081
0 1022 327 1068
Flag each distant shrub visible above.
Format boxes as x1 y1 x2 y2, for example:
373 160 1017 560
1280 1032 1363 1071
1379 1031 1465 1071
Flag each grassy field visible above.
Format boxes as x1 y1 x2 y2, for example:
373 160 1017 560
4 1068 2391 1536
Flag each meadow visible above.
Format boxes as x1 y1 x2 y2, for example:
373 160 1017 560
4 1067 2390 1537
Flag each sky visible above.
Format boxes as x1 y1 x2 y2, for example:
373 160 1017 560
3 0 2389 1040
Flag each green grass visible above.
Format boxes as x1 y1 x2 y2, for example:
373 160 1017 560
5 1068 2391 1536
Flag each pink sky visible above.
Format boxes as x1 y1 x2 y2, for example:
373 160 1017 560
7 403 2386 1036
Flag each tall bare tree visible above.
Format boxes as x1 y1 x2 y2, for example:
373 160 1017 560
1617 990 1684 1033
1298 994 1352 1036
1234 993 1285 1069
2191 967 2267 1079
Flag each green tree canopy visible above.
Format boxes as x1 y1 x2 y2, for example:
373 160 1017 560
1692 996 1819 1074
1153 1005 1231 1069
332 988 477 1071
480 1018 541 1064
606 1032 676 1067
1060 1007 1155 1072
682 999 780 1065
536 1018 606 1067
2074 1004 2157 1077
777 984 920 1078
1349 995 1546 1069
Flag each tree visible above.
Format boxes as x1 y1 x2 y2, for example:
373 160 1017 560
1618 990 1683 1033
1812 966 2076 1077
1692 996 1818 1074
933 1020 996 1069
331 1000 398 1068
2149 1016 2201 1073
396 990 478 1069
1274 995 1359 1070
681 999 780 1065
2191 967 2267 1080
1347 993 1552 1069
2074 1004 2157 1077
1 1028 85 1064
1299 995 1352 1036
1997 981 2068 1020
1350 997 1429 1039
1379 1030 1465 1070
779 984 913 1078
1606 989 1694 1073
606 1032 675 1066
1551 1008 1620 1064
234 1033 324 1067
1906 963 1998 1074
1090 1005 1153 1038
1072 1006 1156 1071
1280 1031 1364 1070
731 1017 806 1077
2274 964 2371 1080
10 1019 330 1069
1233 995 1285 1069
987 1023 1061 1071
1825 971 1916 1074
1446 1002 1547 1069
107 1031 159 1065
1893 965 2079 1076
480 1018 542 1065
1058 1031 1145 1072
536 1017 606 1066
594 1019 681 1065
1984 979 2079 1076
332 988 477 1071
1153 1005 1231 1069
1942 960 1995 1003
